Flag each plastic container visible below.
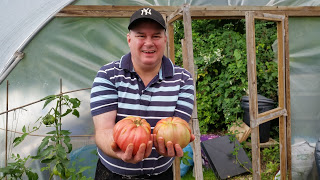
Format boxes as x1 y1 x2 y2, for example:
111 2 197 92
241 94 274 143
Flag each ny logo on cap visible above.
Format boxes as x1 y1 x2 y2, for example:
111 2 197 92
141 8 152 16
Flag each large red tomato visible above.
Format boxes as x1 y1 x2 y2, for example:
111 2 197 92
153 117 191 149
113 116 151 155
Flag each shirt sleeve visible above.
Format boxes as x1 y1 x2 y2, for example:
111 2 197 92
90 63 118 117
173 69 195 122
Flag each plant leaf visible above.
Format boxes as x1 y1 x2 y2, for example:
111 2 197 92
56 144 67 159
13 133 28 147
72 109 79 118
42 95 56 109
26 170 39 180
47 130 57 134
63 95 69 100
77 166 91 174
63 136 72 153
22 125 26 133
32 145 54 159
40 156 56 164
37 136 50 152
69 98 81 108
61 109 72 117
60 130 71 136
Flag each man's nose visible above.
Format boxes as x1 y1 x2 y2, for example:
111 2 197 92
144 37 154 46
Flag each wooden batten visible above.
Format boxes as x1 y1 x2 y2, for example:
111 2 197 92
181 4 203 180
57 5 320 18
167 23 175 64
256 108 287 127
284 15 292 180
245 11 261 180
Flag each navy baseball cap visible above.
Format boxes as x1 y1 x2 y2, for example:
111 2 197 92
128 7 166 30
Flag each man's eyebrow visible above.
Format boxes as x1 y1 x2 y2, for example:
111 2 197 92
134 31 163 35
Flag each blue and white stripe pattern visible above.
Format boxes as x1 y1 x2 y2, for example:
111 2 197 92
90 53 194 176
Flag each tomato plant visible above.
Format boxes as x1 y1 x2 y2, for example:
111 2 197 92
1 94 93 180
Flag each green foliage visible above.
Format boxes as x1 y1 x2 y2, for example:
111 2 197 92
0 94 93 180
0 154 38 180
261 145 280 180
181 168 217 180
181 151 192 166
174 19 278 134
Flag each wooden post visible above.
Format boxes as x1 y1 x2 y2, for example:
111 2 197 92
168 23 175 64
181 39 189 69
245 11 261 180
284 15 292 180
276 17 288 180
182 4 203 180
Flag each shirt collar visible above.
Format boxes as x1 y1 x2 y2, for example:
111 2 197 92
119 53 174 79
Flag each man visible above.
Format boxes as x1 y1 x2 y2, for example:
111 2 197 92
90 7 195 179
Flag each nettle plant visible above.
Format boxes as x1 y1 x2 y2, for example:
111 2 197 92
0 94 92 180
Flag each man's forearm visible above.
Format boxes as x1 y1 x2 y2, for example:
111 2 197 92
95 128 119 159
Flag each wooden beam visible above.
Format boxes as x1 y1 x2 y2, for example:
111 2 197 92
168 23 175 64
182 4 203 180
256 108 287 127
284 14 292 180
173 157 181 180
167 8 183 24
57 5 320 17
181 39 188 70
246 11 261 180
253 13 285 22
277 18 287 180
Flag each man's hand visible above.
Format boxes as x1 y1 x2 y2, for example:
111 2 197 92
153 134 195 157
111 135 153 164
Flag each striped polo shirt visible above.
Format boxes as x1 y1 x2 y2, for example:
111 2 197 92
90 53 194 176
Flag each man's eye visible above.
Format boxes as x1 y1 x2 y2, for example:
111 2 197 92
153 36 161 39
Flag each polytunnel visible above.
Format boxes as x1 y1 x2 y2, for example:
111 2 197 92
1 0 320 179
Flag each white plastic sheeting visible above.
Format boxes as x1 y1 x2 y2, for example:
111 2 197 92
0 0 74 82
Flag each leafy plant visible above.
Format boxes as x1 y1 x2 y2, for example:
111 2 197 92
31 95 80 179
181 151 192 166
174 19 278 135
0 154 38 180
261 145 280 180
0 94 93 180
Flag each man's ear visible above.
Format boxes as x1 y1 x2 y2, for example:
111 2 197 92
127 33 131 44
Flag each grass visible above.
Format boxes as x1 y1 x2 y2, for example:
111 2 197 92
182 168 217 180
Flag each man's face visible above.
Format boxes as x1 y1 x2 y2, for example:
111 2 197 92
127 21 167 69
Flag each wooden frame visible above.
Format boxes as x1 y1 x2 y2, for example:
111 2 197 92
246 12 289 180
55 5 297 180
56 5 320 18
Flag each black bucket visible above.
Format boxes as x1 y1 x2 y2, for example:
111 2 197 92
241 94 274 143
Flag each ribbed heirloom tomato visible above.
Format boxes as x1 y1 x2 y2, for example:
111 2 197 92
113 116 151 155
153 117 191 149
